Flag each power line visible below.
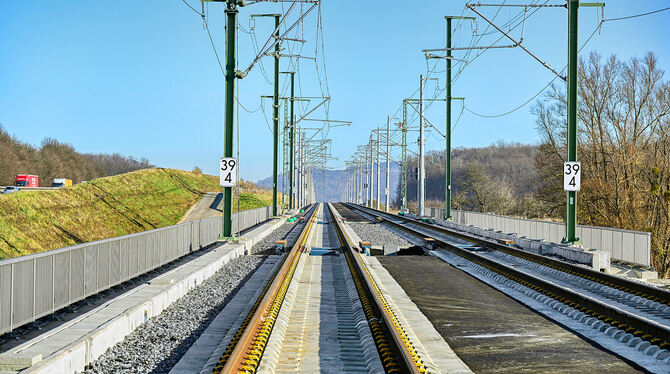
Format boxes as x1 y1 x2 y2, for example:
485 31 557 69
194 8 267 115
383 1 531 130
203 17 225 76
463 79 551 118
452 0 548 84
463 19 603 118
605 6 670 22
236 97 262 113
250 31 274 85
180 0 200 16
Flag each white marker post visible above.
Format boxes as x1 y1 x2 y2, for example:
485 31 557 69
220 157 237 187
563 161 581 192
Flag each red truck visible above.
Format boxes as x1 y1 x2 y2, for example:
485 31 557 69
15 174 39 188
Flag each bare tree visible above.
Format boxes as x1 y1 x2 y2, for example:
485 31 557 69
534 51 670 275
0 125 153 186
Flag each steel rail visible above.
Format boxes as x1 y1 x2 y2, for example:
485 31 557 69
344 203 670 349
215 204 318 373
346 203 670 308
329 203 425 374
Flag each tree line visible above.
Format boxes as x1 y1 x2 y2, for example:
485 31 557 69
534 52 670 275
401 142 544 218
401 51 670 276
0 125 153 186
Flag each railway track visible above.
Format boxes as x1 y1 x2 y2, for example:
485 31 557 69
208 203 428 373
344 203 670 372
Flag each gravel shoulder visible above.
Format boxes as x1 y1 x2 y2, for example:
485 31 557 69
84 256 265 374
348 222 413 247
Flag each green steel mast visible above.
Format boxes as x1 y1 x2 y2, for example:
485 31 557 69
565 0 579 243
401 99 408 211
251 13 282 216
289 72 295 209
272 15 280 216
222 1 238 238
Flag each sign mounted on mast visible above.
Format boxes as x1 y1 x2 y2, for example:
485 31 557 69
220 157 237 187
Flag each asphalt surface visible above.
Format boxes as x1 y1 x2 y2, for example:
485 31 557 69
378 256 642 373
180 192 222 222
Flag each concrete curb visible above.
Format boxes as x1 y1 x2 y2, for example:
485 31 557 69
433 219 611 270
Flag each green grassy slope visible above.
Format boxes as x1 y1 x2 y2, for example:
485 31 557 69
0 168 223 259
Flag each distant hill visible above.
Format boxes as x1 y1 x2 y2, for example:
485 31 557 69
257 165 401 203
401 142 539 204
256 142 539 208
0 125 153 186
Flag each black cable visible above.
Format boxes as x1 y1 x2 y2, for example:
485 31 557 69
464 19 603 118
180 0 200 16
605 6 670 22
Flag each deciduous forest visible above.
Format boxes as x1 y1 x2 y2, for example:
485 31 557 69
0 125 152 185
403 52 670 276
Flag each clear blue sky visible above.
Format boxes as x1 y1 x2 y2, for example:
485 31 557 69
1 1 669 182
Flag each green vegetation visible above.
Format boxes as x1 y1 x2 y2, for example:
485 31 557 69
0 125 153 185
0 168 221 259
401 52 670 276
534 52 670 276
234 192 272 213
227 179 274 213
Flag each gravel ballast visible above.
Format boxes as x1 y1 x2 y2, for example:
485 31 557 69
251 223 296 255
84 256 265 374
349 222 413 247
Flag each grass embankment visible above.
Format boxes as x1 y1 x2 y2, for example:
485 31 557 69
0 168 223 260
233 180 274 213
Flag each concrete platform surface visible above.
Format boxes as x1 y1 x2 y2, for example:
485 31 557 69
364 256 472 374
377 255 642 373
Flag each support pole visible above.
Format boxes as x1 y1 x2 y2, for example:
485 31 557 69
289 73 295 209
401 100 408 211
351 164 359 203
354 164 358 204
369 142 373 207
355 165 358 203
365 147 369 206
222 4 238 238
272 15 280 216
296 128 303 209
564 0 579 244
359 162 364 204
376 129 381 210
302 136 306 206
385 116 390 212
418 75 426 216
445 17 453 220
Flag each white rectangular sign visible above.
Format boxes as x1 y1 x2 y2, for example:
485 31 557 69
220 157 237 187
563 161 581 191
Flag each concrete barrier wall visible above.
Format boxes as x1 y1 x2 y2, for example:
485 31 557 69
0 206 272 335
425 207 650 267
